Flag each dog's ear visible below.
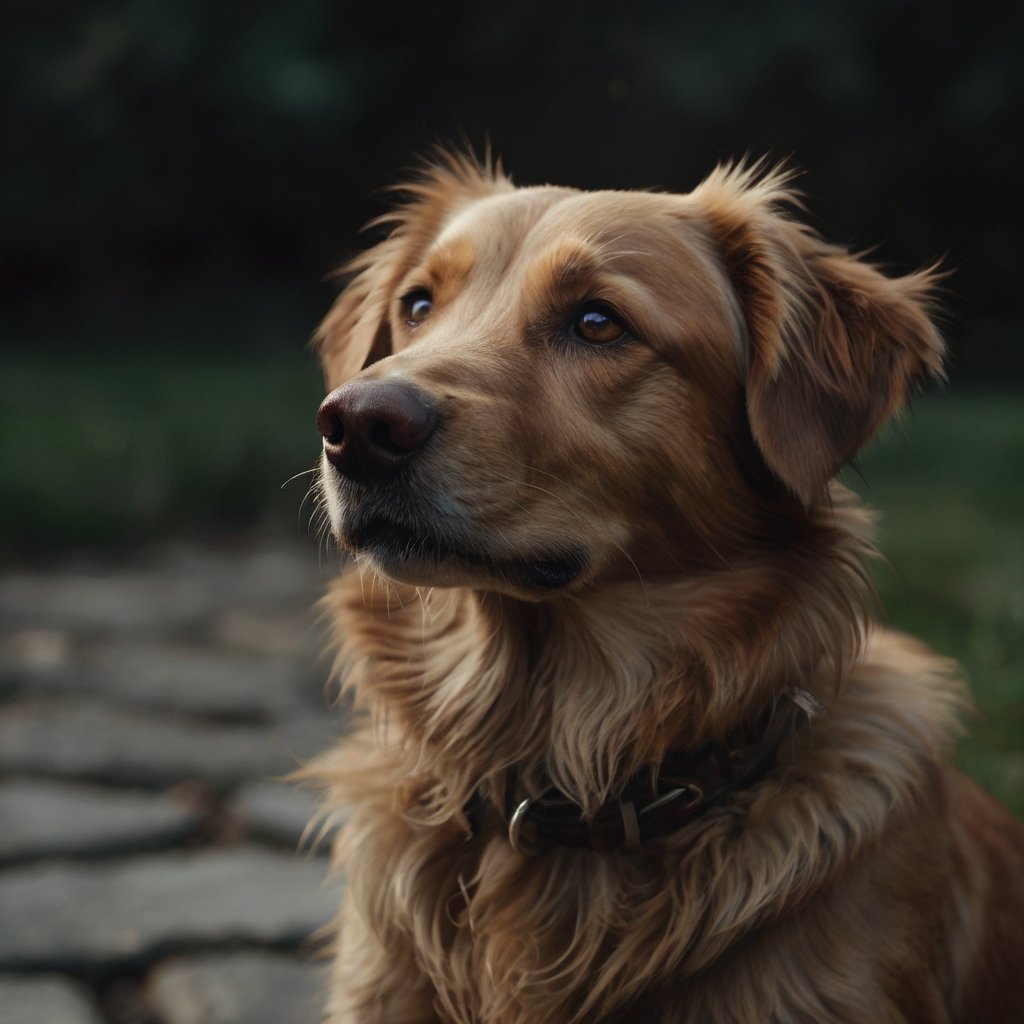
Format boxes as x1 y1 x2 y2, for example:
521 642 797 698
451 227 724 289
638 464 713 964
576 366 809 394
695 164 945 506
316 152 511 389
316 232 404 389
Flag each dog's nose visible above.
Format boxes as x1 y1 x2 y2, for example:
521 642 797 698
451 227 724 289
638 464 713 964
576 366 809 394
316 379 439 481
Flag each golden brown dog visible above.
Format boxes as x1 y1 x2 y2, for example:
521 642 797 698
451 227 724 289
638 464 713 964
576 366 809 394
309 154 1024 1023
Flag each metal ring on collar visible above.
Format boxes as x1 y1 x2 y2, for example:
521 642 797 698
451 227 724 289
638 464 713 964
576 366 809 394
639 783 704 816
507 797 534 854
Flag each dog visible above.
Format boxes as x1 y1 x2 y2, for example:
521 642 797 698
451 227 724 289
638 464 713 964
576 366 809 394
308 153 1024 1023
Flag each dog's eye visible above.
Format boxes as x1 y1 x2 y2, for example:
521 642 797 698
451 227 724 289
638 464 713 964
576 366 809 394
402 290 433 326
573 304 628 346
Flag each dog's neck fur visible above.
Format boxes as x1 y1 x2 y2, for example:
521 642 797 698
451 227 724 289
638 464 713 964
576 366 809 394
317 486 969 1022
328 485 875 822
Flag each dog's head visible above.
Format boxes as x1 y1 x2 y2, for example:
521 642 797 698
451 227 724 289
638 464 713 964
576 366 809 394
315 155 943 599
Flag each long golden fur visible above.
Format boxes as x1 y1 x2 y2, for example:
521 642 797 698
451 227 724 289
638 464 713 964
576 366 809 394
309 154 1024 1023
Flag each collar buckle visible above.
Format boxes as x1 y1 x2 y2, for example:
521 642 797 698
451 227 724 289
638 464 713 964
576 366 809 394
487 689 816 854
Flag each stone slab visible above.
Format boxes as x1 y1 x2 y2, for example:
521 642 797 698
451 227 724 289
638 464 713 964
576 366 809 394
231 780 329 850
0 778 201 861
84 642 318 720
0 700 331 789
0 847 338 970
212 607 328 661
227 543 331 607
0 567 223 633
146 950 327 1024
0 541 326 635
1 633 329 722
0 628 78 697
0 975 103 1024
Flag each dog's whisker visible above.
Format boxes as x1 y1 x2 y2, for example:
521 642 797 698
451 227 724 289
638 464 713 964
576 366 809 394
610 540 649 603
297 478 321 528
502 479 592 517
504 458 599 508
281 465 320 490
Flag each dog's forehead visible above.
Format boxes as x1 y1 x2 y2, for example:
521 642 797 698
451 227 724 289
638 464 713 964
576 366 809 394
434 186 577 256
431 186 716 291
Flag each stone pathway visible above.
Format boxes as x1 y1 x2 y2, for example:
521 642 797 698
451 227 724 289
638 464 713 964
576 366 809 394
0 539 347 1023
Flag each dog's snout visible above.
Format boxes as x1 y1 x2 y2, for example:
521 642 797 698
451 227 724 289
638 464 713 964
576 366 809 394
317 379 439 481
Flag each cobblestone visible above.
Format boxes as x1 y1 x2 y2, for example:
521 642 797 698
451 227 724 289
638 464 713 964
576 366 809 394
0 779 200 861
212 606 325 660
0 567 224 634
231 780 329 850
145 950 328 1024
84 641 321 719
0 847 335 970
0 543 331 635
0 975 104 1024
0 700 331 788
0 538 339 1022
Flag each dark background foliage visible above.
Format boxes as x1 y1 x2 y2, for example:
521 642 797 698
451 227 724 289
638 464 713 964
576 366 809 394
3 0 1022 379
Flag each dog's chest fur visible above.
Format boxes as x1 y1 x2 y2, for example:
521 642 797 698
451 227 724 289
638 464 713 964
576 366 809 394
315 571 971 1024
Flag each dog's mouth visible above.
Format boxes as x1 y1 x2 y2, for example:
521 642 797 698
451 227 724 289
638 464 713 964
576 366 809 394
348 514 586 591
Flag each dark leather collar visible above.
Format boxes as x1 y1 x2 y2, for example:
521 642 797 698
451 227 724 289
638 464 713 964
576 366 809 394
467 689 817 854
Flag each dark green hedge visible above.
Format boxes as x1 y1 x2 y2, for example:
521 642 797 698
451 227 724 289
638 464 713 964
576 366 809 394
3 0 1021 378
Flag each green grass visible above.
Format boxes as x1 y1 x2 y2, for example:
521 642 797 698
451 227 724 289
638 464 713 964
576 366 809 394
846 394 1024 817
0 348 325 553
1 350 1021 812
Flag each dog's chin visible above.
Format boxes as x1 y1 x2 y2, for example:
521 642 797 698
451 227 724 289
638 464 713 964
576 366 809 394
342 514 587 596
